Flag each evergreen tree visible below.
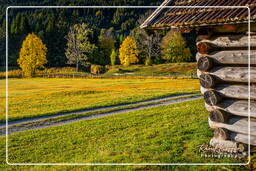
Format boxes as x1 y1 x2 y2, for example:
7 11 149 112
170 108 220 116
110 49 117 66
0 0 166 67
9 14 30 66
96 29 116 65
10 14 30 34
0 19 5 67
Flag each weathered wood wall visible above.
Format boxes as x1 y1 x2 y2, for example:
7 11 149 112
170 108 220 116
196 31 255 149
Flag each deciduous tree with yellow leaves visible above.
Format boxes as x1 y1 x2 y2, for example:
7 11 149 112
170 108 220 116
18 33 47 77
119 36 139 66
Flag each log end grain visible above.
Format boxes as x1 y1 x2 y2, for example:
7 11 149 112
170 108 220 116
238 143 247 152
214 128 229 140
210 110 229 123
197 42 218 54
199 74 216 88
197 42 209 54
204 90 222 106
197 56 213 72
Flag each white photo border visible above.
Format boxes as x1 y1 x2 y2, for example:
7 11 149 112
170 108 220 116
5 5 251 166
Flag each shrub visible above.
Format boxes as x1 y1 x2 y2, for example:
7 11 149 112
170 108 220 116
36 67 77 74
105 65 112 71
0 69 22 78
90 64 105 75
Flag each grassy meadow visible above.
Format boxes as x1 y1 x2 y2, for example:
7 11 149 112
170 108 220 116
0 63 197 79
0 99 249 170
104 63 197 77
0 73 252 170
0 78 199 122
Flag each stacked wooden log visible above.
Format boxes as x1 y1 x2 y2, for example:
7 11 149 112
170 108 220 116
196 33 256 149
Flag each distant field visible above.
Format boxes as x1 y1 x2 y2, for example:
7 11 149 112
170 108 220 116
0 67 84 78
0 63 197 78
0 78 200 122
0 99 247 170
104 63 197 77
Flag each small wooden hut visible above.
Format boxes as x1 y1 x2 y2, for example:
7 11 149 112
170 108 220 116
141 0 256 150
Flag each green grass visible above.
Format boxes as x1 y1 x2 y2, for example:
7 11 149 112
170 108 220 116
2 94 198 132
0 75 252 170
104 63 197 77
0 99 249 170
0 78 199 122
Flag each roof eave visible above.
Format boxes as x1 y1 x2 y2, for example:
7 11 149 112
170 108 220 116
140 0 173 29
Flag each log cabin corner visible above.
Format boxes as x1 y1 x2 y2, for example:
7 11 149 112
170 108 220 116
141 0 256 151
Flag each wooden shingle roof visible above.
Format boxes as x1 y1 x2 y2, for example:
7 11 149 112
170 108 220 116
141 0 256 29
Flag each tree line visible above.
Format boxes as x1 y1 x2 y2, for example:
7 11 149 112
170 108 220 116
18 22 194 76
0 0 164 67
0 0 197 71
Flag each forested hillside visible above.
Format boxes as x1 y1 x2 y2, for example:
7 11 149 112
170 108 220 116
0 0 163 68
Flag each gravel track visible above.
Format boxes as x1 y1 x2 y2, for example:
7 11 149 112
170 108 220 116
1 93 202 135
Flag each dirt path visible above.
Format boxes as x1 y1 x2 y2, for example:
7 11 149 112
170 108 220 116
1 93 199 128
1 94 202 136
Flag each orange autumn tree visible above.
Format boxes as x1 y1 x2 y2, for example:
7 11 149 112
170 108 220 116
18 33 47 77
119 36 139 66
